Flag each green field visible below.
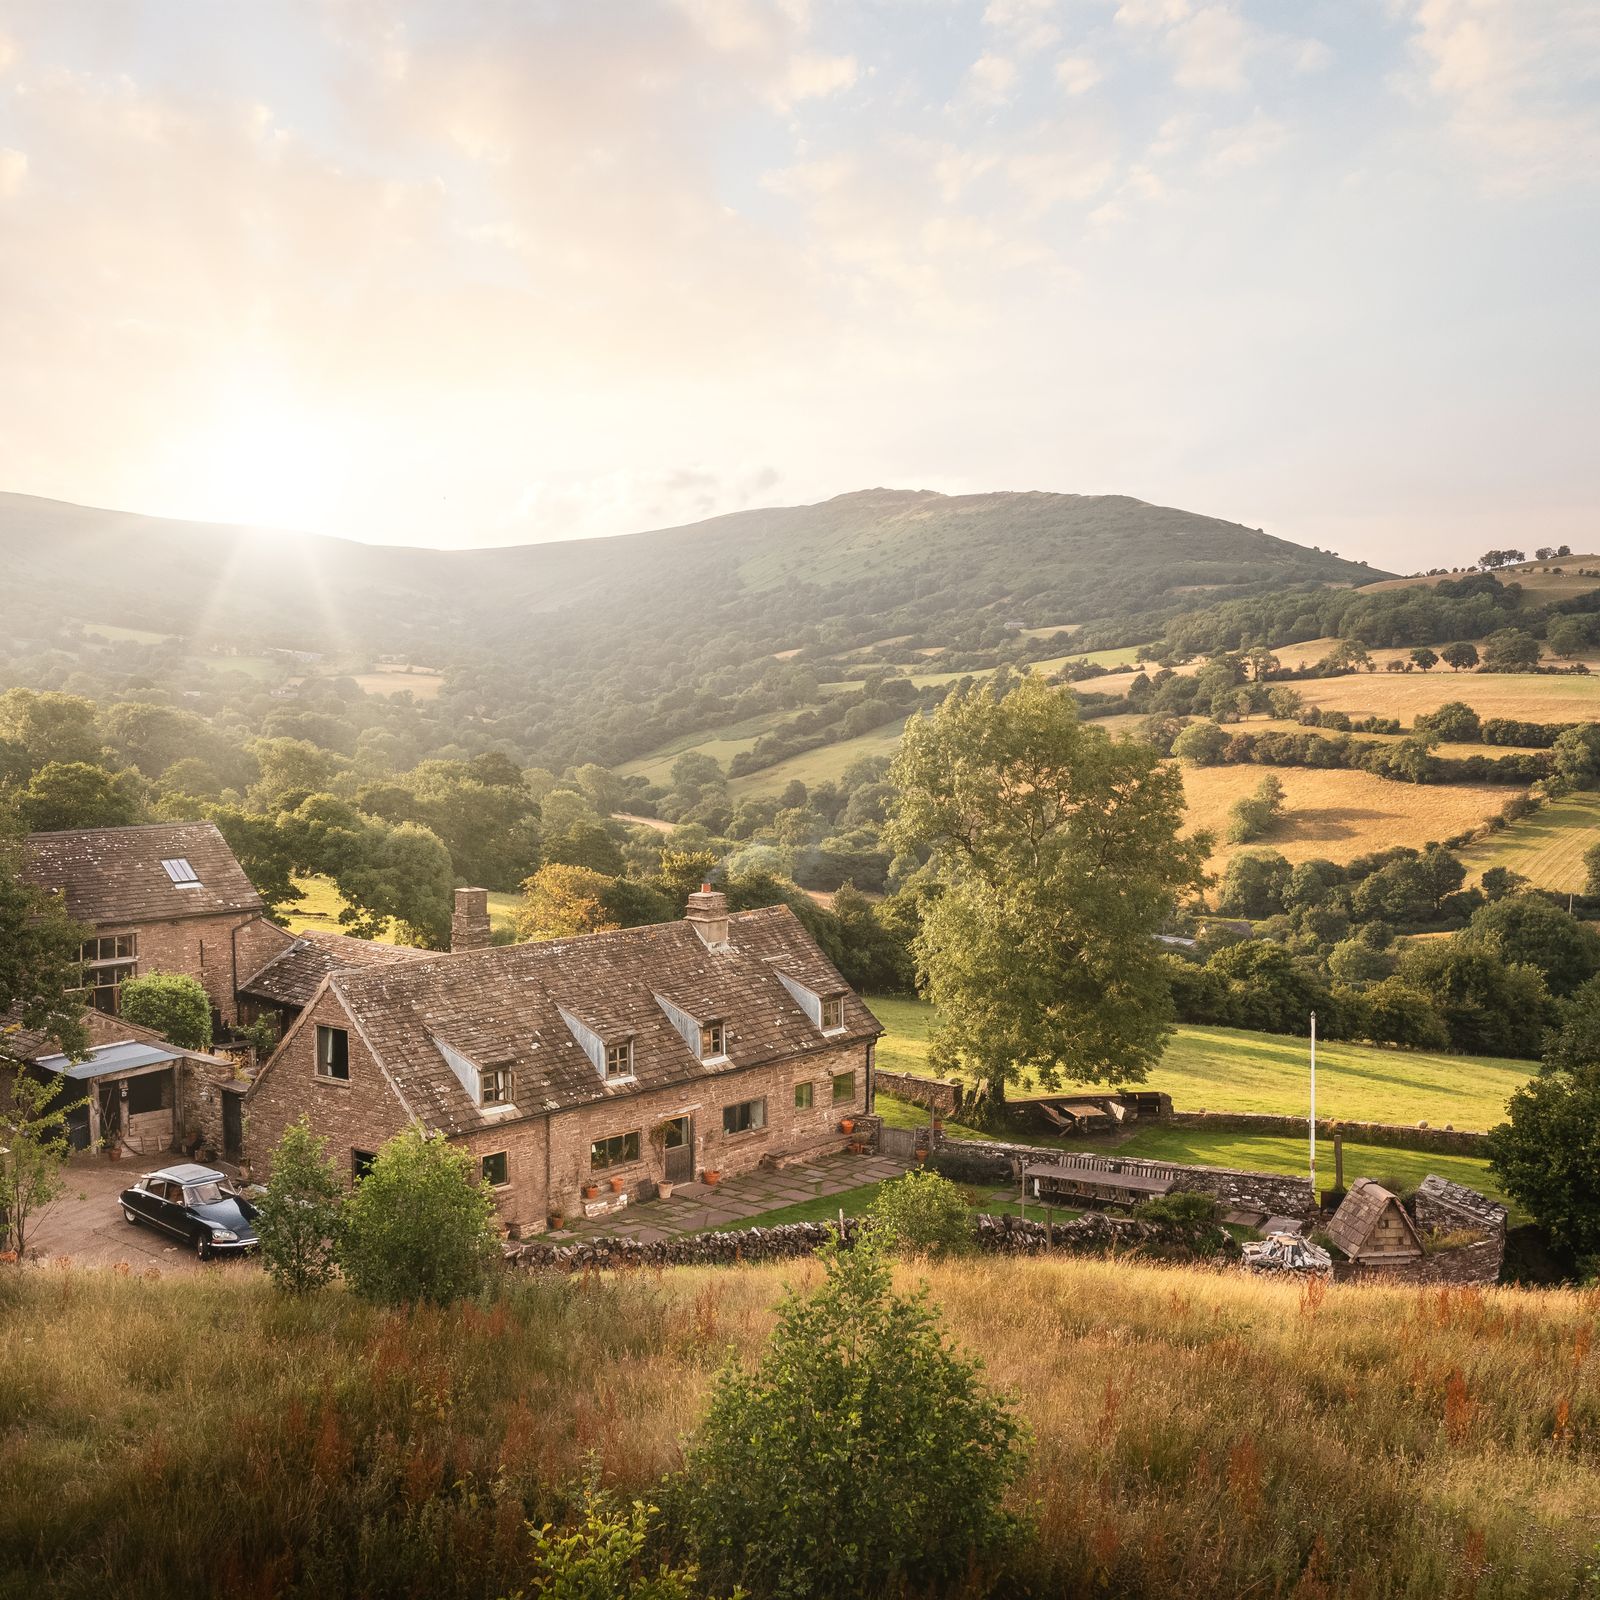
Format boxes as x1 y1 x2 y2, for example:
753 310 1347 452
1110 1126 1517 1215
867 996 1532 1131
280 875 520 942
1458 791 1600 895
727 717 910 801
79 620 177 644
617 709 794 785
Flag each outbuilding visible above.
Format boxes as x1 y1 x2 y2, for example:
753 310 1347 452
1327 1178 1424 1264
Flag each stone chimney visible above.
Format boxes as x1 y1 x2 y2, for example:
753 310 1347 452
451 887 492 952
684 883 730 951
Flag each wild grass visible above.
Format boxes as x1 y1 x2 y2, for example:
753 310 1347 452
868 998 1533 1130
2 1261 1597 1598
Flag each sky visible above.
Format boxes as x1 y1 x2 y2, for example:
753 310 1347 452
0 1 1595 569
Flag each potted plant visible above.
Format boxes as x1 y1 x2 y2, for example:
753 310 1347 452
582 1181 600 1200
702 1169 721 1186
657 1181 675 1201
548 1209 565 1231
608 1175 625 1194
839 1118 855 1135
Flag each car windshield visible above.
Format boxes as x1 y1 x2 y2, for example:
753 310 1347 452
184 1182 225 1206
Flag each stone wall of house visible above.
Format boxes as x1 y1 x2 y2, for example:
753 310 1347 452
934 1135 1316 1218
874 1069 964 1117
242 987 410 1182
483 1039 874 1235
1333 1235 1504 1287
1163 1111 1488 1155
103 910 278 1027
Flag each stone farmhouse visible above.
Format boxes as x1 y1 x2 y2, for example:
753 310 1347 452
244 888 883 1235
22 821 293 1030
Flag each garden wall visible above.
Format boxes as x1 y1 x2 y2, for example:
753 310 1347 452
875 1070 964 1117
1162 1112 1489 1155
1332 1236 1504 1288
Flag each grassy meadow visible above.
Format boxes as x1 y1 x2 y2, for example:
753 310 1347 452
1175 761 1510 873
1459 791 1600 895
3 1261 1598 1598
1291 669 1600 724
280 875 520 942
867 997 1534 1130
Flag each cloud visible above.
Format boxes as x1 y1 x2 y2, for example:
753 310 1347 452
964 52 1019 104
772 51 858 110
1169 5 1251 91
1054 53 1103 95
1293 37 1333 74
983 0 1062 55
0 32 16 74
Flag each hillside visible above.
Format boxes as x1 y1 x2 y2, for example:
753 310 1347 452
2 1261 1593 1598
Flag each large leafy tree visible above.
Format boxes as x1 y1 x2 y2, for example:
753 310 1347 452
887 677 1206 1099
1488 1065 1600 1264
255 1118 344 1295
15 761 142 833
1464 893 1600 998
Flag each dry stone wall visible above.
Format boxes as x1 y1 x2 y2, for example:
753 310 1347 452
874 1069 964 1117
1163 1111 1488 1155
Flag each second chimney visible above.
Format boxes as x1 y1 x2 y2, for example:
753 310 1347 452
452 887 492 952
685 883 730 951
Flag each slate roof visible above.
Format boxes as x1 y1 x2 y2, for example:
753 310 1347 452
23 822 263 924
324 903 882 1136
1327 1178 1424 1260
239 930 430 1010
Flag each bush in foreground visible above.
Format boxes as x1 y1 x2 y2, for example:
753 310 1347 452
337 1128 501 1305
680 1236 1027 1597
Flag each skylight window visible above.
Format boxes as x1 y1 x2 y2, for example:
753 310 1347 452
160 857 201 888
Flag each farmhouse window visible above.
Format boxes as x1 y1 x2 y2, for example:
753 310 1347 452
794 1081 814 1110
723 1097 767 1135
316 1025 350 1081
701 1020 727 1058
79 934 137 1013
480 1066 514 1106
832 1071 856 1104
352 1149 377 1180
481 1151 509 1187
605 1039 634 1079
820 996 845 1032
591 1131 641 1170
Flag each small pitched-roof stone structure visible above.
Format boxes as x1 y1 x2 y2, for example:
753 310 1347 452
239 930 430 1015
1327 1178 1424 1263
24 821 263 923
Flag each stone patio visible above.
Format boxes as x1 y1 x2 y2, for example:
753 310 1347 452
549 1150 910 1243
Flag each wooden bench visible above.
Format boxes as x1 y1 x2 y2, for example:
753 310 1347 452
1024 1161 1175 1209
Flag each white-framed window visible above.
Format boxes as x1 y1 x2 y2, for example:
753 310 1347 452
481 1066 514 1106
794 1081 814 1110
701 1020 727 1059
821 996 845 1032
605 1039 634 1079
591 1131 642 1170
481 1151 509 1187
160 857 202 889
316 1025 350 1081
723 1097 767 1135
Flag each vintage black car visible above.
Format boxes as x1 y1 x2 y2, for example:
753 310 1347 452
120 1163 260 1259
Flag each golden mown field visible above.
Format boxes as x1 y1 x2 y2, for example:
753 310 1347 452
1175 762 1510 873
1291 670 1600 724
1459 792 1600 894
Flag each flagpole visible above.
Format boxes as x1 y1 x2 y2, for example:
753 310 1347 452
1309 1010 1317 1196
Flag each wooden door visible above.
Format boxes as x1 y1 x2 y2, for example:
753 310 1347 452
663 1116 693 1183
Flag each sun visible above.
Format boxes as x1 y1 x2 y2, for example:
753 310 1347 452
182 397 350 533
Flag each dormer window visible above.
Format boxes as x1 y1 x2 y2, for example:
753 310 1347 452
821 996 845 1032
776 971 848 1035
701 1020 727 1059
605 1039 634 1079
481 1065 514 1106
433 1034 516 1110
655 994 728 1064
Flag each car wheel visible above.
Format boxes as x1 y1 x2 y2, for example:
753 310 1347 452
193 1232 213 1261
122 1206 138 1226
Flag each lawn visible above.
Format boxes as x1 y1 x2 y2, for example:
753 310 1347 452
708 1177 1044 1229
280 875 521 942
867 997 1534 1130
1458 791 1600 894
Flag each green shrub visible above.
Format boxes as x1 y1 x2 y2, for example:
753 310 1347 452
1132 1191 1234 1259
255 1118 344 1295
118 972 212 1051
679 1236 1027 1597
337 1128 501 1305
508 1482 701 1600
867 1168 972 1258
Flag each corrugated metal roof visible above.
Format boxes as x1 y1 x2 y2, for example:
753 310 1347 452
33 1040 183 1079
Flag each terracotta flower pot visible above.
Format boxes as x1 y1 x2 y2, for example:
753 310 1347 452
657 1181 675 1201
582 1183 599 1199
548 1213 565 1231
608 1176 624 1194
839 1119 855 1135
703 1169 721 1186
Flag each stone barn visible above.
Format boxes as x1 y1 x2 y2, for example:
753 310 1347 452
1327 1178 1424 1265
